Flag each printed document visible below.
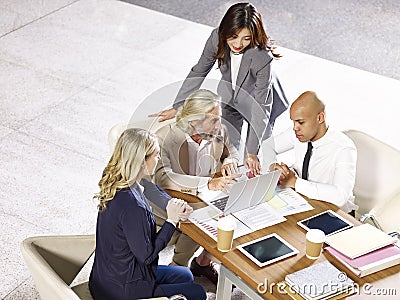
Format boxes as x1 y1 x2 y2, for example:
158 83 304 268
267 187 314 216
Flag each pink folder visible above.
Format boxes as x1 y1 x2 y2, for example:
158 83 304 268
325 244 400 268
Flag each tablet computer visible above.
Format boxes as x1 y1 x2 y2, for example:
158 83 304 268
297 210 353 236
237 233 299 267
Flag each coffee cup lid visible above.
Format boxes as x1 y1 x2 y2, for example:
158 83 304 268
306 229 325 243
218 216 236 230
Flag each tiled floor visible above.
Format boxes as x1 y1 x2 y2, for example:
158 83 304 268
0 1 399 299
125 0 400 81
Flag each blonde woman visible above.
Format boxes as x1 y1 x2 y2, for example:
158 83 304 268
89 128 206 300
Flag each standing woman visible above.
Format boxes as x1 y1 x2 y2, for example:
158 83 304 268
151 2 288 176
89 128 206 300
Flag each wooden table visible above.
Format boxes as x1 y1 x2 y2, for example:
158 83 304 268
172 191 400 299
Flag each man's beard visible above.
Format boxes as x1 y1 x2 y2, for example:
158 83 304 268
191 123 223 141
197 130 222 141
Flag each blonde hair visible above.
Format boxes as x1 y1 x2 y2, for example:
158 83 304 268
176 89 221 133
94 128 158 209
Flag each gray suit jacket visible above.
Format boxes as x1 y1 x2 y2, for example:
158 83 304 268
154 123 239 195
173 28 288 154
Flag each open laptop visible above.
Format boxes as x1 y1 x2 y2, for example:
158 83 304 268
198 170 282 215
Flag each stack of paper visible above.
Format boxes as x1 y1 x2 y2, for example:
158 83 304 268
285 261 355 300
324 223 399 277
189 200 286 238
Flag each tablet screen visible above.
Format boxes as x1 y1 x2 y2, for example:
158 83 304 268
297 210 353 236
238 233 299 267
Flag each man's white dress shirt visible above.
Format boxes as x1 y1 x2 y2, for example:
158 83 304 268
185 135 212 192
272 128 358 212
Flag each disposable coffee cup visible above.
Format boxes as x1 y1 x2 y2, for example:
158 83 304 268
217 217 236 252
306 229 325 259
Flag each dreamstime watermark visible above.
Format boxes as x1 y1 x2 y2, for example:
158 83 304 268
256 272 398 297
362 284 398 296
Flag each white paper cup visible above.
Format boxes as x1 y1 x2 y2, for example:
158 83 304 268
306 229 326 259
217 217 236 252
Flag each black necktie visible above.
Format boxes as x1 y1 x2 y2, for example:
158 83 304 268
302 141 313 180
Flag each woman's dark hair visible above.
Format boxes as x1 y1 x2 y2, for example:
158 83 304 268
215 2 280 67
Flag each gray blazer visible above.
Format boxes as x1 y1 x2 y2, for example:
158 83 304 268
173 28 288 154
154 123 239 196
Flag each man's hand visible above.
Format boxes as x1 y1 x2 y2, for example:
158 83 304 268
221 162 239 177
270 162 297 188
208 175 238 191
244 153 261 176
148 108 177 122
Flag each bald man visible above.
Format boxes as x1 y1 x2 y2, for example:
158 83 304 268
269 91 358 213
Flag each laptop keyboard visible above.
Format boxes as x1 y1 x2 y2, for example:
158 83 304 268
210 196 229 211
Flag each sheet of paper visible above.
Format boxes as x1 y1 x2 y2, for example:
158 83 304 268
232 202 286 231
189 206 220 222
267 195 287 209
268 188 314 216
189 210 252 241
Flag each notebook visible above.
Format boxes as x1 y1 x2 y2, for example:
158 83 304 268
285 261 354 300
325 244 400 277
325 223 397 259
198 170 281 215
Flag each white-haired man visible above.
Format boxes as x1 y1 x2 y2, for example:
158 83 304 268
154 89 240 285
